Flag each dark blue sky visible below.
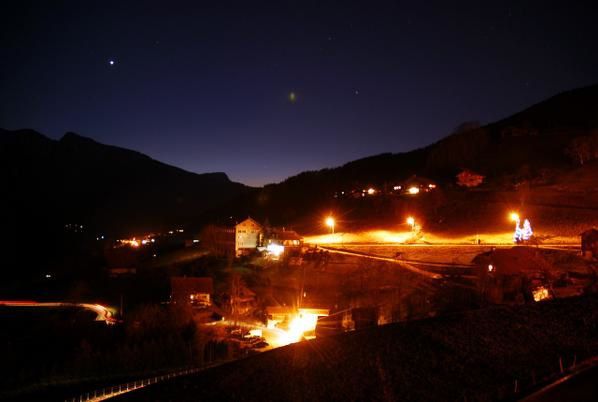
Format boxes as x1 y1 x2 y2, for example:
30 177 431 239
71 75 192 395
2 1 597 186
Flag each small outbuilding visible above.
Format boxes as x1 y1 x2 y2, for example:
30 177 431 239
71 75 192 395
580 228 598 260
170 277 213 307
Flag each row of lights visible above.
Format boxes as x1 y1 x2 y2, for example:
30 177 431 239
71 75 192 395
324 215 417 233
324 211 523 235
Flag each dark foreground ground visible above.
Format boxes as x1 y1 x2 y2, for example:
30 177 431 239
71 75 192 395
116 295 597 402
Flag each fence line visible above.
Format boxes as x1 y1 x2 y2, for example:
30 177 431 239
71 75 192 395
64 362 225 402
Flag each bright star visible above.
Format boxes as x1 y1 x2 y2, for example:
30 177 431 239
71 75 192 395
108 60 115 66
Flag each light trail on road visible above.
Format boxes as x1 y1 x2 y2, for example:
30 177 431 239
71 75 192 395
318 246 443 279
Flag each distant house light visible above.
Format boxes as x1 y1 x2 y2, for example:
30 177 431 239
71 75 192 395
393 185 401 191
367 188 376 195
408 186 420 195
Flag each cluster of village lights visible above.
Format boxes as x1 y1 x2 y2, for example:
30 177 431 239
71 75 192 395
119 237 155 248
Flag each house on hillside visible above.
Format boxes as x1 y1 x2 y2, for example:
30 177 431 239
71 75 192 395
403 175 437 194
581 228 598 260
170 277 213 307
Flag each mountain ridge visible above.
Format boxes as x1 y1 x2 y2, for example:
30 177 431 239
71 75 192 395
213 83 598 228
0 128 250 234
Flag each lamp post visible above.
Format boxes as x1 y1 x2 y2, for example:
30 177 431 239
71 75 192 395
406 216 415 232
325 217 335 234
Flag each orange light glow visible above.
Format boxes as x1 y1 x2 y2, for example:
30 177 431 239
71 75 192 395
509 212 520 222
287 313 320 342
325 216 335 234
532 286 550 302
367 187 376 195
406 216 415 226
408 186 420 195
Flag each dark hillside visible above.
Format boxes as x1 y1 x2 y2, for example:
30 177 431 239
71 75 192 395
116 295 598 402
0 129 250 277
426 84 598 178
0 129 249 233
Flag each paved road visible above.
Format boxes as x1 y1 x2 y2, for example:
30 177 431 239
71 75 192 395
520 364 598 402
0 300 116 324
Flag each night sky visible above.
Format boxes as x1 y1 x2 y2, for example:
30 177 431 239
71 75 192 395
2 1 597 186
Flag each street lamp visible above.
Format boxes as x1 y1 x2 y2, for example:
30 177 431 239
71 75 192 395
406 216 415 231
509 212 520 222
325 216 335 234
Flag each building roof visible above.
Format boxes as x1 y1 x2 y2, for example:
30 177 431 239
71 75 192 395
265 306 329 316
236 217 262 229
472 248 552 275
171 277 213 294
268 229 303 241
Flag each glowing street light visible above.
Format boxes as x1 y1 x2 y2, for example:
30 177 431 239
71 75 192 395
509 212 520 222
408 186 420 195
325 216 335 234
406 216 415 230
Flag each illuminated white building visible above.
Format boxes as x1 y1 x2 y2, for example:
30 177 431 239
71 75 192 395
235 217 263 256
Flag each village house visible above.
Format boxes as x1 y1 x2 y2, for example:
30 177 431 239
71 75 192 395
202 217 264 257
265 228 303 248
170 276 213 307
234 217 263 256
